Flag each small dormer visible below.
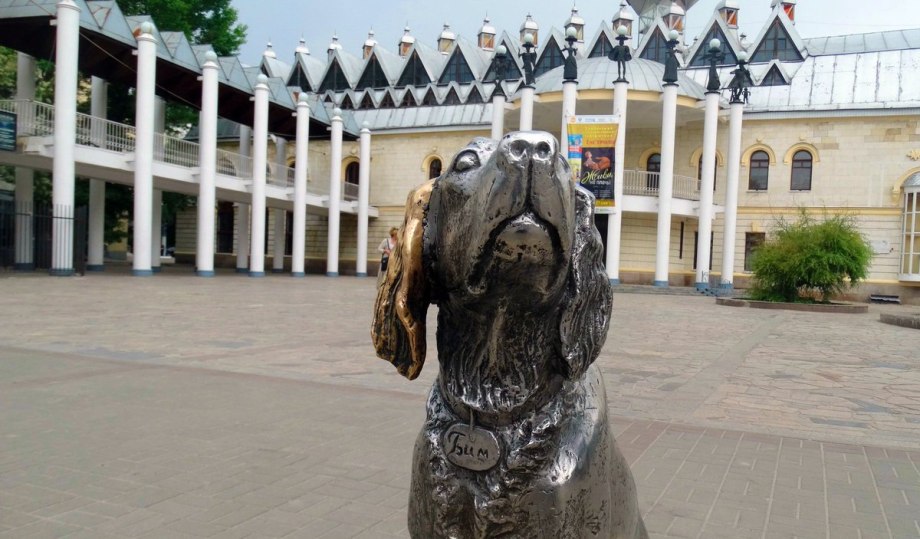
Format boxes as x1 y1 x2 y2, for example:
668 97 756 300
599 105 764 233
399 26 415 57
612 1 635 40
771 0 796 23
438 23 456 54
295 38 309 55
520 13 539 47
363 29 377 59
478 17 496 51
717 0 739 29
327 34 342 60
666 1 685 33
565 7 585 43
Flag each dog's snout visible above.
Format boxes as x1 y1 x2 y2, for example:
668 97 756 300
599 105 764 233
499 132 557 165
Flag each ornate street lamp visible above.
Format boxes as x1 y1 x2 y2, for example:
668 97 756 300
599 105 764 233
563 26 579 82
705 38 724 92
609 24 632 83
663 29 680 85
492 44 508 96
520 33 537 87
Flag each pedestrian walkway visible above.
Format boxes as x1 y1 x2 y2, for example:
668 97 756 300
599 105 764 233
0 272 918 538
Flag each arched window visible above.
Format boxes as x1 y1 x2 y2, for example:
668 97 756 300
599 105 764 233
697 156 718 191
344 161 360 200
902 173 920 279
791 150 813 190
428 158 442 179
748 150 770 190
646 153 661 190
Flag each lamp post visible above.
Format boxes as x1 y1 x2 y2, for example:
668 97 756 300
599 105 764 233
607 24 632 284
720 49 752 292
560 27 578 155
654 29 681 287
491 45 508 139
519 33 536 130
696 38 722 290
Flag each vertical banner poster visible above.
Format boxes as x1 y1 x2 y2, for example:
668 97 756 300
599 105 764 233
0 110 16 152
566 115 618 208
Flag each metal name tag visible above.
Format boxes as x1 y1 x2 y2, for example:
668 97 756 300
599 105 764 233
443 424 501 471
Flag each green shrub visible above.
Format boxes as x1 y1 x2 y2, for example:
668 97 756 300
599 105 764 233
749 212 873 303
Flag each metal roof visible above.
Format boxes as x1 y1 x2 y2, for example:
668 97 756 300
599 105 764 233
534 57 708 100
804 29 920 56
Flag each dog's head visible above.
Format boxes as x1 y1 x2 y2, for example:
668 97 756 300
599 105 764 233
373 131 611 386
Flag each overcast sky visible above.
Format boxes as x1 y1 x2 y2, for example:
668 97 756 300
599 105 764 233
234 0 920 65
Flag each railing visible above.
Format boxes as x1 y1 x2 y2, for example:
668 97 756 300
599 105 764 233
344 182 359 201
623 170 701 201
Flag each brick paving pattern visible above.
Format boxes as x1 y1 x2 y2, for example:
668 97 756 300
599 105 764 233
0 269 918 538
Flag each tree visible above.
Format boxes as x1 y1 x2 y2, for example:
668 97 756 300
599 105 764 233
749 212 874 303
117 0 247 56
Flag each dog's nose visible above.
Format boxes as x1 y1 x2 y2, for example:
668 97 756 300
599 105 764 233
497 131 558 171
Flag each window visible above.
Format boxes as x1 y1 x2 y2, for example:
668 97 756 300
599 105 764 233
217 202 235 253
344 162 360 201
744 233 765 272
421 88 439 106
751 19 804 63
359 93 374 109
749 151 770 190
284 211 293 256
397 51 432 87
646 153 661 190
466 87 483 104
339 94 355 110
438 49 475 85
760 65 788 86
319 60 351 92
401 90 418 107
589 33 613 58
639 29 669 64
791 150 813 190
443 87 462 105
428 158 442 179
287 65 312 92
379 92 396 109
903 188 920 277
698 156 718 191
534 37 564 77
356 56 389 90
688 24 737 67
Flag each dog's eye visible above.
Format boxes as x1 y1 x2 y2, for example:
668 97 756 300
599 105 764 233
452 151 480 173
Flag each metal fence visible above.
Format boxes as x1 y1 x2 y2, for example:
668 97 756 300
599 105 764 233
622 170 701 201
0 202 87 274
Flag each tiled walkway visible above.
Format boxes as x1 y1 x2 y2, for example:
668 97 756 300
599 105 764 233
1 270 918 538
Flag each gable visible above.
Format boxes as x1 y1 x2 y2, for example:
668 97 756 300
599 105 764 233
534 36 564 77
287 64 312 92
319 59 351 92
438 48 475 84
639 28 669 63
589 33 613 58
356 55 390 90
760 64 788 86
751 18 804 63
397 50 432 87
689 23 737 67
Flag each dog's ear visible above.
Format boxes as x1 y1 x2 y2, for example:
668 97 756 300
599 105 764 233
372 180 434 380
558 187 613 379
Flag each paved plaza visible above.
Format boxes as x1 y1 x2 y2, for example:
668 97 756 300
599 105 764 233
1 268 919 538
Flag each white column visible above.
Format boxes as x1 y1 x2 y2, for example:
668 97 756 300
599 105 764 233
560 81 577 157
696 91 720 289
356 123 371 277
51 0 81 276
236 125 251 272
249 75 270 277
326 108 344 276
272 209 285 272
271 136 287 272
196 52 219 276
720 102 744 290
608 80 628 284
491 93 505 140
519 87 535 131
151 189 163 271
86 76 107 271
131 22 157 276
292 96 310 277
151 98 166 273
654 84 678 287
14 53 36 271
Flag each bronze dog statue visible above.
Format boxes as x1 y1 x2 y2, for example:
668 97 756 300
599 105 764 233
373 132 647 538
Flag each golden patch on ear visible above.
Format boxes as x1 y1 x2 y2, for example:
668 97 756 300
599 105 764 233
371 180 434 380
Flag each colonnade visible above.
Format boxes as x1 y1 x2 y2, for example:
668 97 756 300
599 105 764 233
12 0 372 279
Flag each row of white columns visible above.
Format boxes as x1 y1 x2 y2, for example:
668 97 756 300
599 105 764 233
28 1 372 278
542 71 743 289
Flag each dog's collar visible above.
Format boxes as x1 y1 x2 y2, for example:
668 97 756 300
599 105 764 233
438 375 564 429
